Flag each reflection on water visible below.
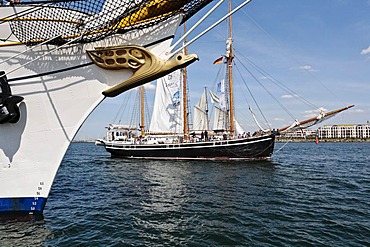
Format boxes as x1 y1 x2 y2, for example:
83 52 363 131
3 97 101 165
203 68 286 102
141 161 191 214
126 160 278 245
1 142 369 246
137 161 191 237
0 220 51 246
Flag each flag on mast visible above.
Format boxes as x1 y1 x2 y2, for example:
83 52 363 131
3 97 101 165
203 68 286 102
213 56 224 64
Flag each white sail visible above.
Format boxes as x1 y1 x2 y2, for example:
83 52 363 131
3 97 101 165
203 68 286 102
213 106 227 131
149 70 184 133
209 90 220 104
193 88 208 131
235 120 245 135
211 92 244 135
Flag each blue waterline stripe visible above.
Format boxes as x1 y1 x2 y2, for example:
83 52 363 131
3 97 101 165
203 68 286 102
0 197 47 214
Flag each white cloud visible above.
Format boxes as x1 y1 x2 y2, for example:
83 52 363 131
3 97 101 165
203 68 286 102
299 65 319 72
290 65 319 72
303 107 328 118
273 117 285 122
351 109 365 113
360 46 370 55
281 94 293 99
281 94 299 99
303 113 318 118
144 83 156 90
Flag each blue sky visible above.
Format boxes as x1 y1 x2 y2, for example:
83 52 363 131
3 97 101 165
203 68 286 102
76 0 370 140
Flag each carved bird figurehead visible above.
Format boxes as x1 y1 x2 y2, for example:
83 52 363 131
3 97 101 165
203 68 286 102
87 45 198 97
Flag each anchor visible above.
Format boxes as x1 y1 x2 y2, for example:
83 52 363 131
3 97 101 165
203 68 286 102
0 71 24 124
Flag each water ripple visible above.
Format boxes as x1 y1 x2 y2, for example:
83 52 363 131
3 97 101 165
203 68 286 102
2 142 370 246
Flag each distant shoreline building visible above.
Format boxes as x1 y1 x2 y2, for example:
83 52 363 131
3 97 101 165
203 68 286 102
280 123 370 139
317 123 370 139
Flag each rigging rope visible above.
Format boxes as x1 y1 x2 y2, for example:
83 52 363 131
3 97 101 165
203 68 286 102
0 4 49 26
130 89 141 129
235 56 297 121
234 62 271 128
274 135 294 154
115 90 134 124
169 0 252 57
235 51 319 110
233 65 265 130
144 87 151 132
239 8 343 108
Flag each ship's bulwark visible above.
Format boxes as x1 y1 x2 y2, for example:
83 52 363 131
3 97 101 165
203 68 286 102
104 134 275 160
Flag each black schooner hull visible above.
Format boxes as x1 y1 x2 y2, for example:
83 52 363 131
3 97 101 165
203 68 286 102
102 134 275 161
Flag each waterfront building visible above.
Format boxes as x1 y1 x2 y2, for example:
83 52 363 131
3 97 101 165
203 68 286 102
279 123 370 139
281 128 316 138
317 124 370 139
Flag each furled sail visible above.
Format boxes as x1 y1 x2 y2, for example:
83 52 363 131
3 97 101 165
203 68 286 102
193 87 208 131
5 0 213 45
149 69 184 133
279 105 354 133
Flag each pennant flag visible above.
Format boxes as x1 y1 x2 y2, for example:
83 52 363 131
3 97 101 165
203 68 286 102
213 56 223 64
217 80 225 93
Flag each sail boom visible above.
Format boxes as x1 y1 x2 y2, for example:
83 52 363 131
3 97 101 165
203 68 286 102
279 105 354 133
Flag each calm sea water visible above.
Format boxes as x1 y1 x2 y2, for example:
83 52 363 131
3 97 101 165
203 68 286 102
0 142 369 246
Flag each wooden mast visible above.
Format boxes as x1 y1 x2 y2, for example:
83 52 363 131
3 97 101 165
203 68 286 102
227 0 235 135
140 85 145 136
205 87 210 130
183 23 189 140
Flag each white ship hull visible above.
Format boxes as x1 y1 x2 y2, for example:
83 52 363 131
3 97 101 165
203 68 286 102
0 6 182 219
